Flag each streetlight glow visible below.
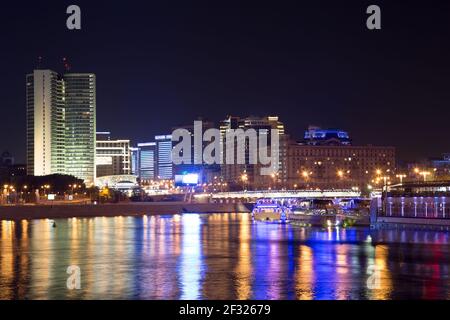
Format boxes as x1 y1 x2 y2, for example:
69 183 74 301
396 174 407 184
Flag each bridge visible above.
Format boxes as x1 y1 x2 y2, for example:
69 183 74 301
194 189 362 201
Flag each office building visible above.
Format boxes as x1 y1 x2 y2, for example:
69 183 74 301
156 135 173 180
287 141 396 190
95 132 131 178
130 147 141 177
134 135 173 182
26 69 96 184
220 116 287 190
172 120 220 184
137 142 156 181
26 69 66 176
64 73 96 185
303 126 351 146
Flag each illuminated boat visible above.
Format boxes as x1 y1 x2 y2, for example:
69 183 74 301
290 199 336 215
251 199 290 223
337 198 371 214
288 199 343 226
252 197 370 226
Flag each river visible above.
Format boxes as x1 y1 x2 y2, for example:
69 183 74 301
1 213 449 300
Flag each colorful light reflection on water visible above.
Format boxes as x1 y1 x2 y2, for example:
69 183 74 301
1 213 450 300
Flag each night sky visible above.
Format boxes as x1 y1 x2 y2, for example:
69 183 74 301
1 0 449 163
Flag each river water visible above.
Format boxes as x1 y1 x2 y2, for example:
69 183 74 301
1 213 449 300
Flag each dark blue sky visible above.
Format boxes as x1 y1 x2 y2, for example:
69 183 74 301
1 0 450 162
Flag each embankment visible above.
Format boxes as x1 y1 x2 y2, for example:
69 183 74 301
0 202 251 220
375 216 450 230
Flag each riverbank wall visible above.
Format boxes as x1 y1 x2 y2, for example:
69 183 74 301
374 216 450 231
0 202 252 221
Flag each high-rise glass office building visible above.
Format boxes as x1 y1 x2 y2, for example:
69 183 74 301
137 142 156 181
155 135 173 180
134 135 173 182
130 147 141 177
64 73 96 185
26 69 96 184
26 70 66 176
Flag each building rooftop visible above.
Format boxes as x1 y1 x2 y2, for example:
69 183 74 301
303 126 351 146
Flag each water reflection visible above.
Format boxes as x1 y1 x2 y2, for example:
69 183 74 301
179 215 202 299
235 214 252 300
1 214 450 300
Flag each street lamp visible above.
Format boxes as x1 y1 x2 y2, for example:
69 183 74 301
381 176 390 215
396 174 407 185
271 172 279 190
241 173 248 191
301 171 312 189
419 171 430 182
382 176 389 188
302 171 312 180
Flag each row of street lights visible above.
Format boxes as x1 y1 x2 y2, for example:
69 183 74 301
413 168 432 182
237 165 438 191
2 184 85 195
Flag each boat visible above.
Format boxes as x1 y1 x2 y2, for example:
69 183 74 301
251 198 290 222
288 199 342 226
337 198 371 214
290 199 337 215
252 197 371 226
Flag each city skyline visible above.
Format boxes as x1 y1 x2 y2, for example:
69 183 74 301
14 70 450 170
0 1 449 163
2 1 450 305
20 67 405 190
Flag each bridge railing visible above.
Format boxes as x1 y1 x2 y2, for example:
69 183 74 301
199 189 362 199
